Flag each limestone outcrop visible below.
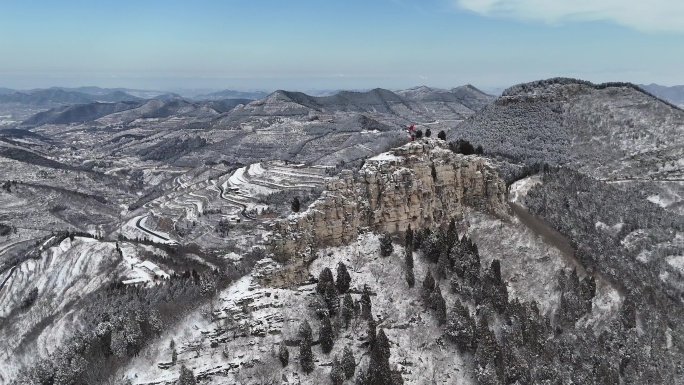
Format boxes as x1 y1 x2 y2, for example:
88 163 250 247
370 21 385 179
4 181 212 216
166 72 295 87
268 138 509 267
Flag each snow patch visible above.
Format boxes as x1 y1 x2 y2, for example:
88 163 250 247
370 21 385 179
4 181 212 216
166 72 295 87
368 152 402 162
666 255 684 274
647 194 671 207
636 249 652 263
508 175 541 206
228 166 247 186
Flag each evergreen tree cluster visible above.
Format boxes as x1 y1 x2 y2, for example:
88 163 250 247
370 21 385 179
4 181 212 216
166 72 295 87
410 219 677 384
449 139 484 156
555 268 595 327
299 262 366 382
302 261 405 384
524 167 684 383
15 269 227 385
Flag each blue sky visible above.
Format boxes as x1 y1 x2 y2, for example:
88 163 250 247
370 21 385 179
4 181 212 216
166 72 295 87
0 0 682 91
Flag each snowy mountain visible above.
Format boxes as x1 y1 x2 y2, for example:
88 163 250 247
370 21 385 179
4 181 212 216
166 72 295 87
3 78 684 384
640 83 684 107
0 88 141 106
397 84 495 112
20 101 142 126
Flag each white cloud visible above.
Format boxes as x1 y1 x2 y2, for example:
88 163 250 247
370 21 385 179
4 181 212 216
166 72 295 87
455 0 684 32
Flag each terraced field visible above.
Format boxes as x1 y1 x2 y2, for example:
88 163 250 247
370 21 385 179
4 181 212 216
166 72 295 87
121 161 329 251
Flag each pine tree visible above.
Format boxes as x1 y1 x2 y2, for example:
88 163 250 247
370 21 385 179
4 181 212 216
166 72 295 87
361 285 372 320
421 229 442 263
299 338 315 374
425 128 432 137
330 356 345 385
412 228 423 251
366 329 395 385
406 268 415 288
404 247 414 270
429 286 447 325
445 300 476 353
342 294 354 328
291 196 301 212
379 232 393 257
437 251 449 280
299 320 313 342
405 225 413 250
178 365 196 385
342 346 356 379
317 267 334 294
336 262 351 293
422 271 435 301
367 318 377 350
170 339 177 365
320 316 335 354
475 318 501 377
437 130 446 140
323 281 340 315
279 341 289 367
450 242 464 277
376 329 390 360
491 259 502 282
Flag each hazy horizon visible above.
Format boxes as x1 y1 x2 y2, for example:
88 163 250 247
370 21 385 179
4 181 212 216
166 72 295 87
2 0 683 91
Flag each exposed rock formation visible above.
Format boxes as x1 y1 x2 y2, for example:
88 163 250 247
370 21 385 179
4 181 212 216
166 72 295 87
267 139 509 272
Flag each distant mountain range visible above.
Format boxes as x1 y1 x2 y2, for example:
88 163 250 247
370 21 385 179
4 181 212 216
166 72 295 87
221 85 494 123
21 101 142 126
0 88 142 106
5 84 494 173
13 85 493 129
189 89 270 101
639 84 684 106
0 87 260 106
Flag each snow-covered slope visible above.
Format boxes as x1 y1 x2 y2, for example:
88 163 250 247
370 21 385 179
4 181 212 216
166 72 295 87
0 237 120 383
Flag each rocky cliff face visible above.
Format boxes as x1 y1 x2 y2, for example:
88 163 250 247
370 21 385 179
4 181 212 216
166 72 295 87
267 139 509 274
